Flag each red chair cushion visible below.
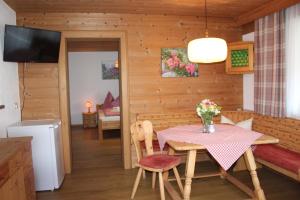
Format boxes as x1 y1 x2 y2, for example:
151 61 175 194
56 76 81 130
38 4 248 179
140 140 169 152
254 144 300 173
139 154 181 171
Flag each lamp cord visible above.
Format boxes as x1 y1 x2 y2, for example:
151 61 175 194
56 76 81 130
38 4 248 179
204 0 208 37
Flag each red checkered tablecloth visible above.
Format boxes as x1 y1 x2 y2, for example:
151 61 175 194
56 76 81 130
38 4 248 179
157 124 262 170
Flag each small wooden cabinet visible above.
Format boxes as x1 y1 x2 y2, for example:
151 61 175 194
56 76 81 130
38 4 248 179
0 137 35 200
82 112 97 128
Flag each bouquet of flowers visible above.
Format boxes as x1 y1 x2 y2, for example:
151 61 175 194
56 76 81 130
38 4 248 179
196 99 221 126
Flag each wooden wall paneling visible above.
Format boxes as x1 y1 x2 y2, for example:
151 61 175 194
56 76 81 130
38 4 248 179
17 13 243 169
19 63 60 120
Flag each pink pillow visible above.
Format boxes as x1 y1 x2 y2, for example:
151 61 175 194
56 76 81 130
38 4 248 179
103 92 114 109
111 96 120 107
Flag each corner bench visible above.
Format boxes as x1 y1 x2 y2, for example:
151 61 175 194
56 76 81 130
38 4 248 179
222 111 300 182
136 111 300 182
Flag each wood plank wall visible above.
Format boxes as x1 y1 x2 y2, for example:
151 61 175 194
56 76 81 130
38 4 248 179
19 63 60 120
17 13 243 122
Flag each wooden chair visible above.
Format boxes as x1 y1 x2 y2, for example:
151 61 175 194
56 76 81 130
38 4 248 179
130 120 183 200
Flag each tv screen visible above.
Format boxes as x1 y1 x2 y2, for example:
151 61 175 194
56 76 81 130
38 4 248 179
3 25 61 63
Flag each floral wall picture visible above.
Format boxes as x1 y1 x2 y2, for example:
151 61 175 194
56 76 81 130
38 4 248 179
161 48 199 77
102 60 119 79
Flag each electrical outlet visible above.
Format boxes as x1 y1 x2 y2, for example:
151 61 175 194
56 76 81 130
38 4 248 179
14 102 19 109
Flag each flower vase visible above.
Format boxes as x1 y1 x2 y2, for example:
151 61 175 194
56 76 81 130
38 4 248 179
202 124 215 133
201 117 215 134
196 99 221 133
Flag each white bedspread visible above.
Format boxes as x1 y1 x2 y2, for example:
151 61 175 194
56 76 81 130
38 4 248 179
98 110 120 122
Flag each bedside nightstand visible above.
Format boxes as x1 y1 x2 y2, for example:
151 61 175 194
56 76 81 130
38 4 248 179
82 112 97 128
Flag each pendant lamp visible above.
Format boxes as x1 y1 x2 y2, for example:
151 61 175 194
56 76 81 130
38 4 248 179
188 0 227 63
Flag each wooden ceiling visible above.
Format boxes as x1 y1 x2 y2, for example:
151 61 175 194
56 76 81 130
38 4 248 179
1 0 274 17
4 0 299 25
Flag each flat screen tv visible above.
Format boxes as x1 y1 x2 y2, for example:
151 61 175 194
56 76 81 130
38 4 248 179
3 25 61 63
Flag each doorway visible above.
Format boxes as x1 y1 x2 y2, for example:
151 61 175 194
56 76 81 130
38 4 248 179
67 39 122 167
58 31 130 173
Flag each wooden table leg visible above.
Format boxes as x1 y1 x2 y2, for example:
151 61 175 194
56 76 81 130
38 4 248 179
183 150 197 200
244 148 266 200
163 147 175 180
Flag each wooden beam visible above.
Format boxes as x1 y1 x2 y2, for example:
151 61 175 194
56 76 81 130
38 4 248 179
241 22 254 35
67 40 119 52
236 0 300 26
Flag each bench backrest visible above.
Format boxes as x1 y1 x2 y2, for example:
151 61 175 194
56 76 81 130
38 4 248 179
136 112 200 131
253 114 300 153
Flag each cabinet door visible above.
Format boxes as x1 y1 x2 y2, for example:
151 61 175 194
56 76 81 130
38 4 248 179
0 179 10 200
0 169 26 200
24 165 36 200
10 169 26 200
23 142 36 200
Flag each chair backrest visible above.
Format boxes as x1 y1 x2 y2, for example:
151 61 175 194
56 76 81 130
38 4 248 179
131 120 154 162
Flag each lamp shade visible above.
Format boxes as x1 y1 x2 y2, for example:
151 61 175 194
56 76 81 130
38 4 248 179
188 37 228 63
85 100 93 113
85 101 92 108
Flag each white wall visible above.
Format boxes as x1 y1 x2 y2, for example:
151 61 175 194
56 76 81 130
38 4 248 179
68 51 119 125
242 32 255 111
0 1 21 138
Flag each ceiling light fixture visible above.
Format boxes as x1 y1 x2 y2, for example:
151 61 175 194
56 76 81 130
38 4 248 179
187 0 228 63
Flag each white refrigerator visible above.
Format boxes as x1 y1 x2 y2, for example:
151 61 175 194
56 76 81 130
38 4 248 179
7 119 65 191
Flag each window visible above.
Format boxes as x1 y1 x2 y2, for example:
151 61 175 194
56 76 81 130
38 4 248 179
286 3 300 119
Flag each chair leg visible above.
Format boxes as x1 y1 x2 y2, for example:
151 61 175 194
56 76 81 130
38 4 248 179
143 169 146 179
158 172 166 200
131 168 143 199
152 172 156 189
173 167 183 195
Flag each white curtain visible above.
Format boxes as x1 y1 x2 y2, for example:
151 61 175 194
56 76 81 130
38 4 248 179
286 3 300 119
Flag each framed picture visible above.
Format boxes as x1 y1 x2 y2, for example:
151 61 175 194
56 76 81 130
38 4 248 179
161 48 199 77
102 60 119 79
225 42 254 74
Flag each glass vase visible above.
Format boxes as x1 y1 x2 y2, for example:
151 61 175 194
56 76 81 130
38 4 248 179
201 116 215 133
202 124 215 133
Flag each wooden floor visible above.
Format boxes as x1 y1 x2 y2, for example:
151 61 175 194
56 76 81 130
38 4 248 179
37 127 300 200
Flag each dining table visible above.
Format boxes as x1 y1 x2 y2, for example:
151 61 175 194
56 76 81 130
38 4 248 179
157 124 279 200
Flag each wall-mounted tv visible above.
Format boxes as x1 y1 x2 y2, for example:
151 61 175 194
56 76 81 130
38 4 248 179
3 25 61 63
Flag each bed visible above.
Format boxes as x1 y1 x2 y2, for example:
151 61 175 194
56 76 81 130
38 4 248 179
96 104 121 143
